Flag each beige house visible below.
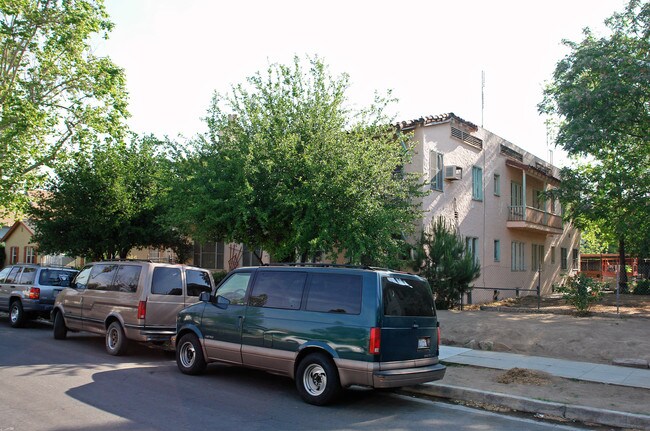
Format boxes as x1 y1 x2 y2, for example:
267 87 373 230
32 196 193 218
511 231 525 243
1 220 83 267
400 113 580 303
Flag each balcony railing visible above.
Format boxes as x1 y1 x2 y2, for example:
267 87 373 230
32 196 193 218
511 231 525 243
507 205 563 233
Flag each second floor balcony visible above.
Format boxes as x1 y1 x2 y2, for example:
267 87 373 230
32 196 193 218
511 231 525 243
507 205 564 235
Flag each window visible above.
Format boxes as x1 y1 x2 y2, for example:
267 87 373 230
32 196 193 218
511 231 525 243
305 273 362 314
152 267 183 295
533 189 545 210
186 269 212 296
382 276 435 317
572 249 579 270
5 266 22 283
561 247 568 270
113 265 141 293
242 245 263 267
472 166 483 201
74 267 92 289
9 247 19 264
511 241 525 271
249 271 307 309
25 246 36 264
430 151 443 191
493 174 501 196
0 267 11 283
551 246 556 265
87 264 118 290
494 240 500 262
216 272 251 305
193 241 225 269
466 237 479 263
39 269 75 287
531 244 544 272
19 267 36 285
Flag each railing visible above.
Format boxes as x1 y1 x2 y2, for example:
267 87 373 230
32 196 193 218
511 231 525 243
508 206 563 230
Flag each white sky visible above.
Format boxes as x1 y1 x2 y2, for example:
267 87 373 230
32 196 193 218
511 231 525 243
98 0 628 168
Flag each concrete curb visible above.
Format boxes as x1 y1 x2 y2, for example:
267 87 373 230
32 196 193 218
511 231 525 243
403 383 650 430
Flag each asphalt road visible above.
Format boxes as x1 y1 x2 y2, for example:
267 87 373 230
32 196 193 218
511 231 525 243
0 315 585 431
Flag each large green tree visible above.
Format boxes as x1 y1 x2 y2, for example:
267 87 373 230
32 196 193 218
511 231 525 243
167 57 424 266
29 137 191 261
540 0 650 289
0 0 128 215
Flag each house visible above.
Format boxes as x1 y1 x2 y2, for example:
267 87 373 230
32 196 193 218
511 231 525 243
1 220 83 267
399 113 580 304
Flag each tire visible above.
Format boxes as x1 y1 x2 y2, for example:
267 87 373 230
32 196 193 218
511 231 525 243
106 321 128 356
9 300 25 328
176 333 206 375
295 352 342 406
53 310 67 340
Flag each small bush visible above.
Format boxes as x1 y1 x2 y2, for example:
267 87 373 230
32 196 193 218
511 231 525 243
556 273 604 316
212 270 228 286
633 279 650 295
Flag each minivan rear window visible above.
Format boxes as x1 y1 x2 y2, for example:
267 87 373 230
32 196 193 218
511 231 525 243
152 267 182 295
306 273 362 314
382 276 436 317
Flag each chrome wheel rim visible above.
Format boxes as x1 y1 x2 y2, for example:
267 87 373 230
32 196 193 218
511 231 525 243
10 305 19 323
107 327 119 350
303 364 327 396
179 341 196 368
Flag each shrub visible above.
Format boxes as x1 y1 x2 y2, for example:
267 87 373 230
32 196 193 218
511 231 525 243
556 273 604 316
212 270 228 286
633 279 650 295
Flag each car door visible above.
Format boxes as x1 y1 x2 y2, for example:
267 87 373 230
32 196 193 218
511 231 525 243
61 266 92 330
1 266 23 308
200 270 253 365
0 266 13 311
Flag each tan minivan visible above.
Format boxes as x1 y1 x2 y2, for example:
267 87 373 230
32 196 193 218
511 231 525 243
52 260 214 355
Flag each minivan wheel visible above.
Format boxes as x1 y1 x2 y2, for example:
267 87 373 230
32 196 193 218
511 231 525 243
9 300 25 328
176 333 206 375
296 353 341 405
53 311 67 340
106 321 128 356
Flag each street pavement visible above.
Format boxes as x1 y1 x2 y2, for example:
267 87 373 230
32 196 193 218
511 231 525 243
400 345 650 430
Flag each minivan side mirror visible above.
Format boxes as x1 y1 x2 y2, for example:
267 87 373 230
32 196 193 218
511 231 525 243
199 291 211 302
215 295 230 309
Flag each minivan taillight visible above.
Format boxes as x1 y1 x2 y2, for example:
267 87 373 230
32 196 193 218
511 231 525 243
28 287 40 299
369 327 381 355
137 300 146 320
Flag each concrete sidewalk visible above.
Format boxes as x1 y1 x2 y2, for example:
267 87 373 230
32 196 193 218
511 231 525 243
439 345 650 389
399 346 650 430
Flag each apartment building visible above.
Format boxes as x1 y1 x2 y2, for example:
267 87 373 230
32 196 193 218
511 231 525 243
399 113 580 303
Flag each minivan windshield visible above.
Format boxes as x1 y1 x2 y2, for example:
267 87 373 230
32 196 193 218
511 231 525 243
382 275 436 317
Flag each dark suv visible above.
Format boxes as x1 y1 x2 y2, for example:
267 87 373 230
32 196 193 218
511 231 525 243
0 264 78 328
173 264 446 405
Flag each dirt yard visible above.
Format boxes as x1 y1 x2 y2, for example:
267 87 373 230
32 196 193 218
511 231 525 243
436 294 650 417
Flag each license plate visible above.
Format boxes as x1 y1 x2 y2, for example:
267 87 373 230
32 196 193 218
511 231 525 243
418 337 431 350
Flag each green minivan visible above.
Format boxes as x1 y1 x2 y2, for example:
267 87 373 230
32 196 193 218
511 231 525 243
173 264 446 405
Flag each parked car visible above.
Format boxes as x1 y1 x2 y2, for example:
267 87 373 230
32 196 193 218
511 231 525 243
173 264 446 405
0 264 78 328
52 260 214 356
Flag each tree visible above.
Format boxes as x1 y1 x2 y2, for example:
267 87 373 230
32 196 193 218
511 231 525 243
29 137 190 260
0 0 128 215
411 216 481 310
539 0 650 290
166 56 424 266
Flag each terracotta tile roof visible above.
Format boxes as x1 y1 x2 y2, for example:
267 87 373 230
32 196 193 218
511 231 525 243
395 112 478 132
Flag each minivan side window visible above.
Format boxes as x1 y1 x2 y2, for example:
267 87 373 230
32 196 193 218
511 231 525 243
306 273 362 314
249 271 306 310
216 273 251 305
19 267 37 285
382 276 436 317
87 264 118 290
5 266 22 284
113 265 141 293
152 267 182 295
186 270 212 296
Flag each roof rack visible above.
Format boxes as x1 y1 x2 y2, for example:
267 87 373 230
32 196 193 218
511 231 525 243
264 263 374 270
99 259 153 263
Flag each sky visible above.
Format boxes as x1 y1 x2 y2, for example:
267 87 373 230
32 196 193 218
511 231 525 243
97 0 628 168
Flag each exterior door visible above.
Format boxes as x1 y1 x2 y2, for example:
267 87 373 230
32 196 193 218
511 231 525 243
201 271 253 364
147 266 185 331
62 266 91 330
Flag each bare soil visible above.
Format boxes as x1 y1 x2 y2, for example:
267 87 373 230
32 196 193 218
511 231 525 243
437 294 650 418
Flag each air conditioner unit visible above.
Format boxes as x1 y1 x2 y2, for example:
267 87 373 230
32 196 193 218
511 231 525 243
444 165 462 181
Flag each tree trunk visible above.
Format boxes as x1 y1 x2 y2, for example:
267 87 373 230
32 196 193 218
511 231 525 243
618 238 628 292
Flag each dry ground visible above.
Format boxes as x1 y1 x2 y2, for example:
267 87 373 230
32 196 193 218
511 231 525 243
436 294 650 418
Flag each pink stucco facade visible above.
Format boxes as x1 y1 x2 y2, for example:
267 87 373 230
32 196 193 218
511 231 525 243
403 114 580 303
